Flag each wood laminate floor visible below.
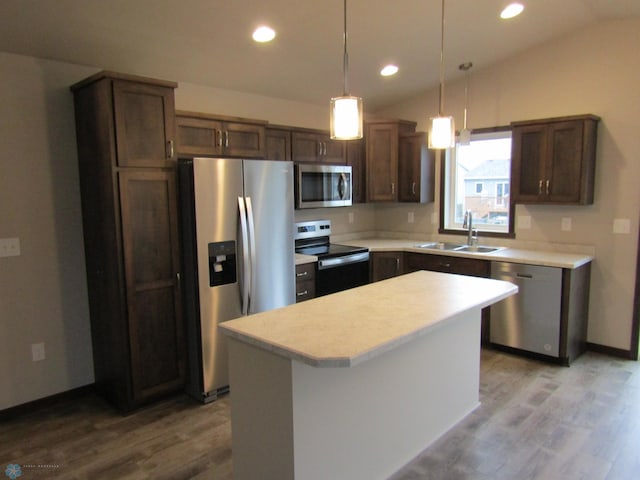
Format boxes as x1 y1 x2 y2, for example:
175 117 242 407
1 349 639 479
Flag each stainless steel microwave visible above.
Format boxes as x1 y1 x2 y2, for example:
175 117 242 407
294 164 352 209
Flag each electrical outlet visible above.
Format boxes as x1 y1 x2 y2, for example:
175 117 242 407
613 218 631 234
518 216 531 229
561 217 572 231
31 343 46 362
0 237 20 257
348 212 354 224
408 212 415 224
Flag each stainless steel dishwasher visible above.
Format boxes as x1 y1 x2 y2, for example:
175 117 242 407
490 261 562 357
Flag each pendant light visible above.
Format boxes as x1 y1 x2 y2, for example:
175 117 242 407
428 0 455 149
330 0 363 140
459 61 473 145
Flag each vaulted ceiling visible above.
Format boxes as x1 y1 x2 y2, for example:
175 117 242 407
1 0 638 110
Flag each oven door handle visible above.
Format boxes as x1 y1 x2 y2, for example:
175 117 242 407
317 251 369 270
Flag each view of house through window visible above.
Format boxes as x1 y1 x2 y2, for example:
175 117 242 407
443 129 513 234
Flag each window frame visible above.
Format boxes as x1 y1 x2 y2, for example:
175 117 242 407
438 125 515 239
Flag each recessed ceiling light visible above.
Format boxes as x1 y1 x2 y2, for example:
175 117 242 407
380 64 399 77
500 3 524 19
252 26 276 43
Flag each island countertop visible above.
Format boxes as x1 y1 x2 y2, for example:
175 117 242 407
219 270 517 368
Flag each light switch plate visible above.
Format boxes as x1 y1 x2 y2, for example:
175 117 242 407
348 212 354 224
561 217 572 231
408 212 415 224
613 218 631 234
31 343 45 362
0 237 20 257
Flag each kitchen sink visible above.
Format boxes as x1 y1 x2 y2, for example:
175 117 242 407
414 242 504 254
455 245 503 253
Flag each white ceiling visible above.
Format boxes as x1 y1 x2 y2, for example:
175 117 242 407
1 0 639 110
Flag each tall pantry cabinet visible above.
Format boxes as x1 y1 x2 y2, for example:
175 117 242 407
71 72 186 411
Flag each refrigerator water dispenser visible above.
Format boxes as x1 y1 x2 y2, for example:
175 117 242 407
208 241 237 286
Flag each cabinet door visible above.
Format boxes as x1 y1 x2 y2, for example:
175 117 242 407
371 252 404 282
119 169 186 404
292 132 322 162
322 137 346 164
511 123 546 203
346 139 366 203
398 133 434 203
546 121 584 203
266 128 292 161
176 115 223 156
113 80 176 167
366 123 399 201
223 122 266 158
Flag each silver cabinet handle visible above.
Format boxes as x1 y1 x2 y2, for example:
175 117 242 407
297 290 308 297
318 141 322 156
396 258 400 271
546 179 550 195
296 271 308 277
412 182 416 195
225 131 229 148
538 180 543 195
167 140 175 159
324 142 327 155
391 182 395 195
176 272 181 287
217 129 223 147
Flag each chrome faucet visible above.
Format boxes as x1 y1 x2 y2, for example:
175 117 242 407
462 210 476 246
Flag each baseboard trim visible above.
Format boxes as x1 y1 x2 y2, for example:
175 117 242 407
587 342 636 361
0 384 95 422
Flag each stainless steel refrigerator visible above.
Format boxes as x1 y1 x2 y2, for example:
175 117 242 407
178 158 295 403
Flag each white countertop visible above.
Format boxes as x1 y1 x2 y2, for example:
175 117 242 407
340 238 593 269
295 253 317 265
219 270 517 368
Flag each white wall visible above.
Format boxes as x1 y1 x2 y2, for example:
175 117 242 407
376 18 640 351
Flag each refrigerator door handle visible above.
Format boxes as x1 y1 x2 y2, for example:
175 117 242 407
238 196 251 315
245 196 258 314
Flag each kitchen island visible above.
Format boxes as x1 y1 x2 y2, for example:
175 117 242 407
220 270 518 480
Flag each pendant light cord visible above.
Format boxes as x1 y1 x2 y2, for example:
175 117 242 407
438 0 445 116
343 0 349 95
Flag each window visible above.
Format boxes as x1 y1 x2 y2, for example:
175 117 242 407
441 128 513 235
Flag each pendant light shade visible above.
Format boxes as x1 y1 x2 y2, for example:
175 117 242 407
428 115 455 149
330 0 363 140
331 95 363 139
428 0 455 150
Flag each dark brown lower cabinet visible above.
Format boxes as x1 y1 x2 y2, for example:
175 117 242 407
295 263 316 302
405 252 491 344
370 251 404 282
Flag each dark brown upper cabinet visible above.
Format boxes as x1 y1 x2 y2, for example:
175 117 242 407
265 126 292 161
365 120 417 202
511 114 599 205
398 132 435 203
291 129 345 164
176 111 266 158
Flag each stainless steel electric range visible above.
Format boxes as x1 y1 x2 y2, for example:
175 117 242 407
294 220 370 297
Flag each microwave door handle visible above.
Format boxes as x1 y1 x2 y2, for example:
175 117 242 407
245 196 257 314
238 196 250 316
338 173 346 199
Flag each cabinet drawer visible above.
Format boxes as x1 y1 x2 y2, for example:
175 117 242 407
296 263 316 302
